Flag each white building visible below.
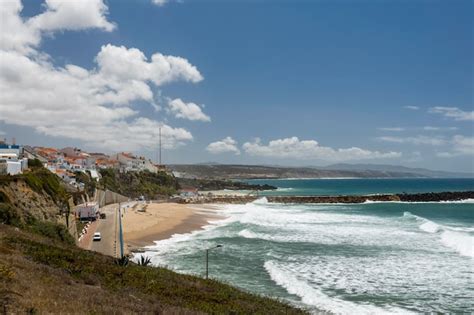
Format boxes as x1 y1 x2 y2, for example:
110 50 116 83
0 144 28 175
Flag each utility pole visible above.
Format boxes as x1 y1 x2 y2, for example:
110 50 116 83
159 126 162 166
118 202 124 259
205 244 223 279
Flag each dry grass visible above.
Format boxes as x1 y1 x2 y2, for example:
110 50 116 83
0 224 306 314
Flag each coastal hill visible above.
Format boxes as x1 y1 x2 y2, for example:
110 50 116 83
170 163 473 180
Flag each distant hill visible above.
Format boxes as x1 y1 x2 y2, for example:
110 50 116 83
323 163 473 178
169 164 473 180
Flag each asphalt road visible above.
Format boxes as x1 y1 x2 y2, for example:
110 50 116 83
90 203 119 257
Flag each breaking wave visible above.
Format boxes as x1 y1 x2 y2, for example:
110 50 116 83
264 260 414 315
403 212 474 258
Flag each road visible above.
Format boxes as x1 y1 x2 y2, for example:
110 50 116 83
89 202 136 257
90 203 119 257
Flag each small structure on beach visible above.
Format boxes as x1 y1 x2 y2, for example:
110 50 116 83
179 187 198 198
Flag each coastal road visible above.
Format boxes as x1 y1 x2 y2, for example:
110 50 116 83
90 202 136 257
90 203 119 257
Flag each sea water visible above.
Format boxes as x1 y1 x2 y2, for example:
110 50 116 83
143 179 474 314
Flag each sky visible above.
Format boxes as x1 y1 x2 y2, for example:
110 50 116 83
0 0 472 172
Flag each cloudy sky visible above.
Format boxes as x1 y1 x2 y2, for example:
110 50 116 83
0 0 472 172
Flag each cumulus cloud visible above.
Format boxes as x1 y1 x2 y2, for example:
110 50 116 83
377 136 447 146
429 106 474 121
206 137 240 155
28 0 116 32
0 0 203 151
404 106 420 110
0 0 115 54
168 98 210 122
242 137 400 161
96 44 203 86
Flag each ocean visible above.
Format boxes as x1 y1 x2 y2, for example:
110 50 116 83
143 178 474 314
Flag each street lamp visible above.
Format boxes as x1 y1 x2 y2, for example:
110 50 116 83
205 244 223 279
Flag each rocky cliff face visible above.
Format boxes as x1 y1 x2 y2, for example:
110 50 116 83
0 179 62 223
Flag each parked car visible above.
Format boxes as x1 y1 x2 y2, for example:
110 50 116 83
93 232 101 241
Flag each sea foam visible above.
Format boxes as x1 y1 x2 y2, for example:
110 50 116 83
403 212 474 258
264 260 415 315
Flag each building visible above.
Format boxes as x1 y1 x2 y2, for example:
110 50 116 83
112 152 158 173
0 143 28 175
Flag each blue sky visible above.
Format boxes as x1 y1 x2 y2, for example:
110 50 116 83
0 0 472 172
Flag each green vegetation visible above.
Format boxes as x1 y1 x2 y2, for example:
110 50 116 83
97 168 179 199
74 170 96 196
0 225 305 314
22 168 68 203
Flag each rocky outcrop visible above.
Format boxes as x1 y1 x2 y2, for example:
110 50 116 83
396 191 474 202
267 194 400 204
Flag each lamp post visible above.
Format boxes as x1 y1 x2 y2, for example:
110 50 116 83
205 244 222 279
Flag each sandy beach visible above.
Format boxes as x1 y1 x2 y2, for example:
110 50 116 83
122 202 222 253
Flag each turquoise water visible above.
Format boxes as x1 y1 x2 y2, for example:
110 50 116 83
142 179 474 314
248 178 474 196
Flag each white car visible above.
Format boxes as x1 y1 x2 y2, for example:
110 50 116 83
93 232 101 241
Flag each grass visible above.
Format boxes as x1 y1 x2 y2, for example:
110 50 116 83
0 224 307 314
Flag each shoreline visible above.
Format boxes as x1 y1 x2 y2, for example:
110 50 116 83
122 202 223 253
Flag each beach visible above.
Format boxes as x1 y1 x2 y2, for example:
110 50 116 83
122 202 222 253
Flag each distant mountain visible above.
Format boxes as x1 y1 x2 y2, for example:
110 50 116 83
168 163 472 180
323 163 473 178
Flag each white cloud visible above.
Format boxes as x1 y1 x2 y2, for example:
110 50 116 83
437 135 474 157
0 0 202 151
152 0 169 6
168 98 210 122
378 127 405 132
0 0 115 54
206 137 240 155
377 135 447 146
28 0 116 33
96 44 203 86
404 106 420 110
242 137 401 161
429 106 474 121
423 126 458 131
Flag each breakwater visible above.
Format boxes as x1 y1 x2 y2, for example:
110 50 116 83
185 191 474 204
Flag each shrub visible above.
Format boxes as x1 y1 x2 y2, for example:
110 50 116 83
0 203 23 227
27 219 75 245
27 159 43 169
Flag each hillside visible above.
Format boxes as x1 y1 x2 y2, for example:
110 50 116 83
97 168 180 199
0 163 71 229
0 224 304 314
170 164 473 180
170 164 423 180
324 163 473 178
